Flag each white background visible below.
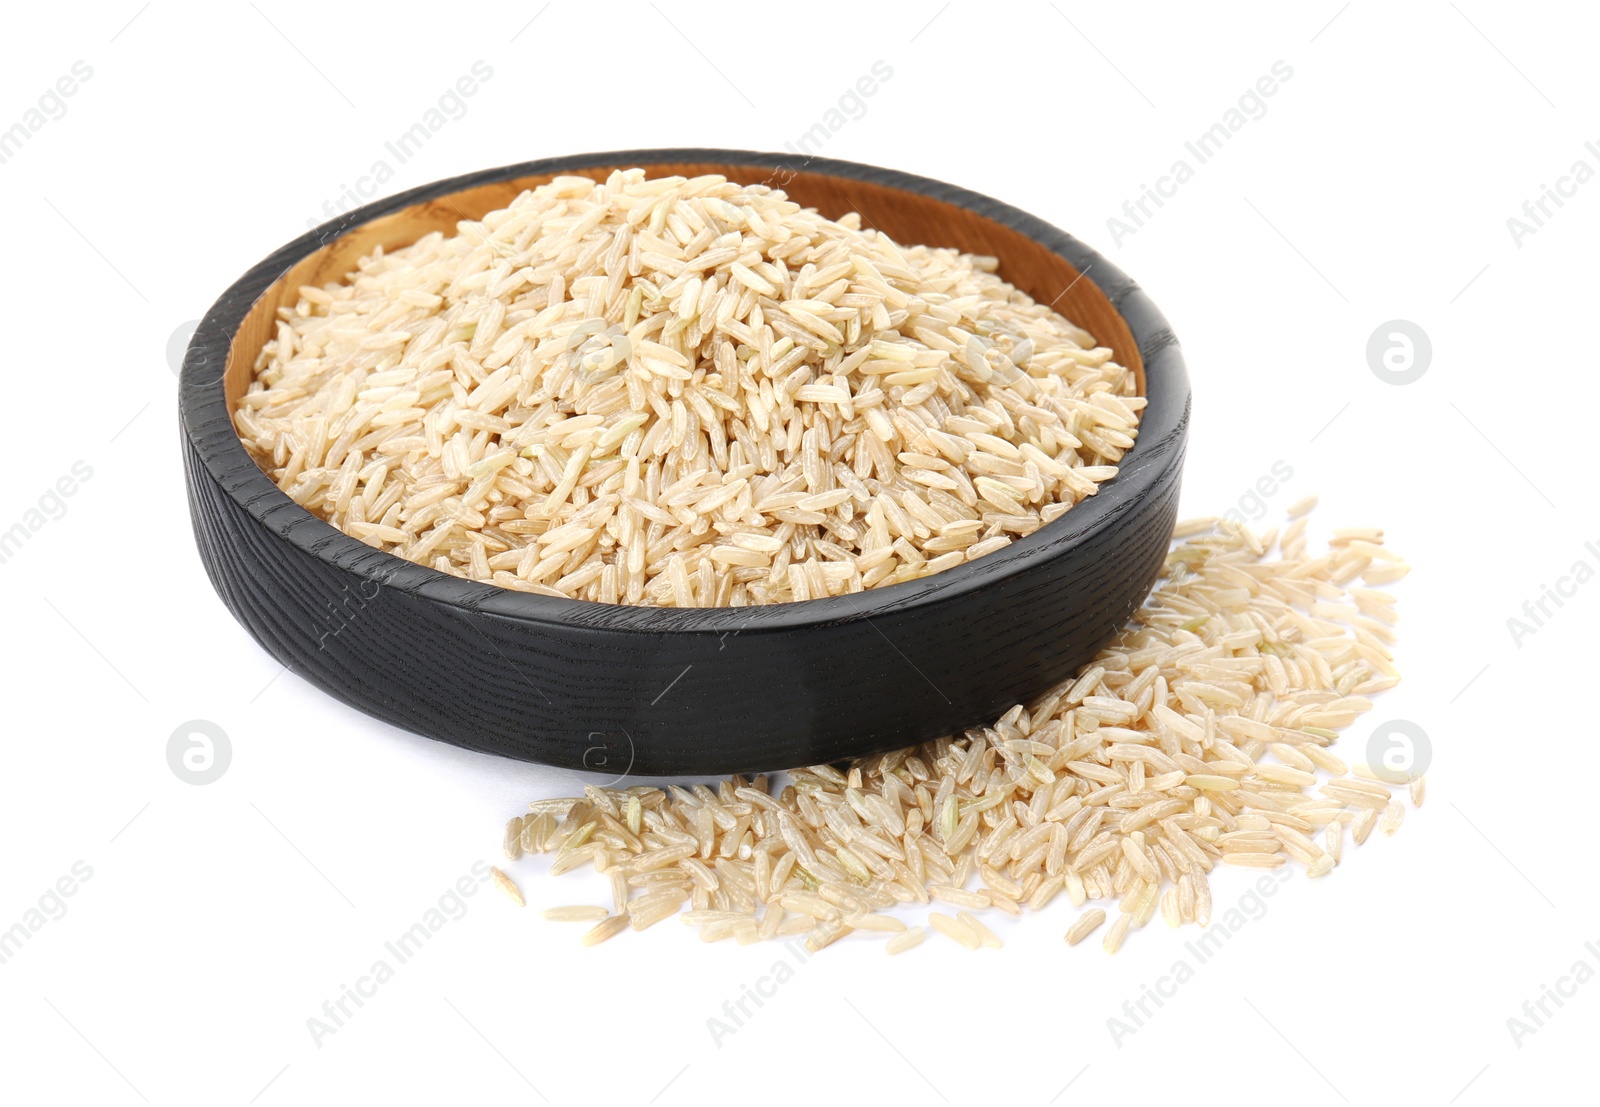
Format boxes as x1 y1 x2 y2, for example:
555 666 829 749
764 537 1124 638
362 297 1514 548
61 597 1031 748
1 2 1593 1104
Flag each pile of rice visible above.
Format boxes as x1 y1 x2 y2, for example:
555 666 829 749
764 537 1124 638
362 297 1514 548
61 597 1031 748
235 170 1140 606
494 503 1418 952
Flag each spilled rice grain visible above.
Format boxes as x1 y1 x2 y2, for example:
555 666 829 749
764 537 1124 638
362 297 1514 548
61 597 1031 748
929 912 982 950
491 866 523 907
501 511 1418 953
958 910 1003 949
581 915 630 946
542 905 610 922
1102 912 1132 954
886 926 927 955
1065 908 1108 946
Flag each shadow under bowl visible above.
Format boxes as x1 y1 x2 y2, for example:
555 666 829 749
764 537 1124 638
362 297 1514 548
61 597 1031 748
180 148 1189 777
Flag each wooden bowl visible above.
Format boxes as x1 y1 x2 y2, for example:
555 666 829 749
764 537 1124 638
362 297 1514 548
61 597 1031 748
180 149 1189 776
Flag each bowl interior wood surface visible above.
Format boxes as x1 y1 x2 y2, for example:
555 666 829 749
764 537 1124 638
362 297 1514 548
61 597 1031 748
186 149 1186 776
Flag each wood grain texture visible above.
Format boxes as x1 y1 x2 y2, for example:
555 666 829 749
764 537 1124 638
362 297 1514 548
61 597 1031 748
180 149 1189 776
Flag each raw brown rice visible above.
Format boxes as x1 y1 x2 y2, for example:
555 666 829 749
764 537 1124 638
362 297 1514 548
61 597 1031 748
541 904 609 922
885 926 926 955
499 509 1418 951
1065 908 1107 946
929 912 981 950
1102 912 1132 954
490 865 523 906
580 914 629 946
236 170 1139 606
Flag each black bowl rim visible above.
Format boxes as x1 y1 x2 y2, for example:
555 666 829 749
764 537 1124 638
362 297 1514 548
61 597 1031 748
181 147 1187 637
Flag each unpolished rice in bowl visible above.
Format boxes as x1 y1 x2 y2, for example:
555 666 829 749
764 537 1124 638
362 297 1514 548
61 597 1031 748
234 169 1140 606
499 509 1419 952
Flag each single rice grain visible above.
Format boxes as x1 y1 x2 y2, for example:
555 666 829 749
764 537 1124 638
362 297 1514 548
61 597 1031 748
1102 912 1132 954
886 926 927 955
581 914 630 947
491 866 523 907
1065 909 1107 946
542 905 609 922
